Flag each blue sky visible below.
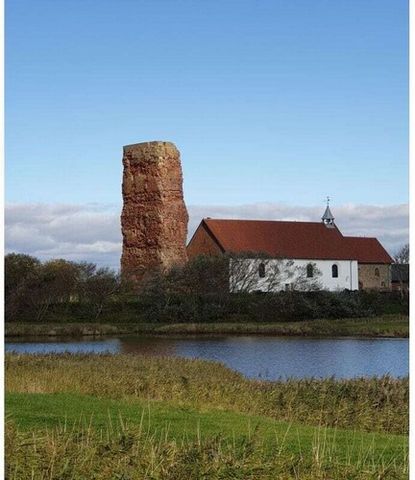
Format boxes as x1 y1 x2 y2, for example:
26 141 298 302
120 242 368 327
6 0 408 207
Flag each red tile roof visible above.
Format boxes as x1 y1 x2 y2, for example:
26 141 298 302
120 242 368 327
199 219 391 263
342 237 393 264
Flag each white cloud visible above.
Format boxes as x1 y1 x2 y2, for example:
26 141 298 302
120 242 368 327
5 202 409 270
5 203 123 269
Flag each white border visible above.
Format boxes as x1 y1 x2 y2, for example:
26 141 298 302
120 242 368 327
0 0 5 477
409 0 413 478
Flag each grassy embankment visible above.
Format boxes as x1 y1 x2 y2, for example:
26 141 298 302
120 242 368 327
6 313 409 338
6 354 408 479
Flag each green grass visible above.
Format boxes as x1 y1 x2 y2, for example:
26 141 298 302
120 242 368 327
6 392 407 464
6 354 408 434
5 313 409 337
6 354 409 479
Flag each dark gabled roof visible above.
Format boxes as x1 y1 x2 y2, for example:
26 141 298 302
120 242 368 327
391 263 409 282
198 218 392 264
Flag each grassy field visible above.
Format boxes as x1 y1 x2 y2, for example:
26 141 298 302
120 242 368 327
5 353 409 479
6 354 408 434
5 313 409 338
6 392 408 479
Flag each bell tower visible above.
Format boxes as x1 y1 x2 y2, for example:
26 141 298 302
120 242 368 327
322 196 335 228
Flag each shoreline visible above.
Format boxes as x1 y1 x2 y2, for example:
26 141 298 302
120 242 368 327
5 314 409 338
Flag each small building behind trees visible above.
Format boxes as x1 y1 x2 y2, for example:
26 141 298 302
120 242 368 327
187 206 392 292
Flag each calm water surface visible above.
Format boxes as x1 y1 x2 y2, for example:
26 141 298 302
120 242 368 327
5 335 408 380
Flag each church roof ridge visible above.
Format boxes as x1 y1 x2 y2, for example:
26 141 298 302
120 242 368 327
189 217 391 263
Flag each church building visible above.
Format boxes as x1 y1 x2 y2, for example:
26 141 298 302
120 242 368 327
187 206 392 292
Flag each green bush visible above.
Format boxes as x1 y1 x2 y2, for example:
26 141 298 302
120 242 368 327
5 253 409 323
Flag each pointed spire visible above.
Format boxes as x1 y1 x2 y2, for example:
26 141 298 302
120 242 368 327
322 196 335 227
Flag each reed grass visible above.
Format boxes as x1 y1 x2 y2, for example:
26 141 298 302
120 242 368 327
5 412 408 479
154 314 409 337
5 313 409 338
6 354 408 478
6 391 407 460
6 354 408 434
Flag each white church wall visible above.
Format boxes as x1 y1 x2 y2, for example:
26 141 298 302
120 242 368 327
229 258 359 292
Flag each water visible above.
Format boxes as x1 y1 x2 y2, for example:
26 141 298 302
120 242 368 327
5 335 408 380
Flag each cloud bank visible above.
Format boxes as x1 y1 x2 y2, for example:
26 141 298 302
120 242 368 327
5 202 408 270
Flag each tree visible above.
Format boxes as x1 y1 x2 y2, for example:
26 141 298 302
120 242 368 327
42 259 80 303
5 253 41 296
229 252 281 293
14 259 81 321
393 243 409 299
5 253 42 320
394 244 409 264
291 263 323 291
83 267 120 319
176 255 229 295
74 262 99 301
228 252 322 293
137 256 230 322
30 259 83 320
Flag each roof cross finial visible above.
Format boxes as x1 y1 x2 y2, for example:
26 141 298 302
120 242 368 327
326 195 330 206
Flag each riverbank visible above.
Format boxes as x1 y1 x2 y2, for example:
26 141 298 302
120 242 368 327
6 354 409 479
5 314 409 338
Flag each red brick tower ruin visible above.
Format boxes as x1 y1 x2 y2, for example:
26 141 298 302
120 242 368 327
121 141 189 281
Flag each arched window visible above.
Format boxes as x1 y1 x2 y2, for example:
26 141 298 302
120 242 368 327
332 264 338 278
306 263 314 278
258 263 266 278
374 268 380 277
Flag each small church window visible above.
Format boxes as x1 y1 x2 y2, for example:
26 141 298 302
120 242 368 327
375 268 380 277
306 264 314 278
258 263 266 278
332 264 338 278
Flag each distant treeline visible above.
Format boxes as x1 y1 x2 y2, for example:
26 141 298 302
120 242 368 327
5 253 408 323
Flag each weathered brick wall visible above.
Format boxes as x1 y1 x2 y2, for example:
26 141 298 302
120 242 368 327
187 223 223 259
358 264 391 290
121 141 188 281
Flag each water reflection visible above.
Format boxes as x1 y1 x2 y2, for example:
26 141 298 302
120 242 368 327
5 335 408 380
